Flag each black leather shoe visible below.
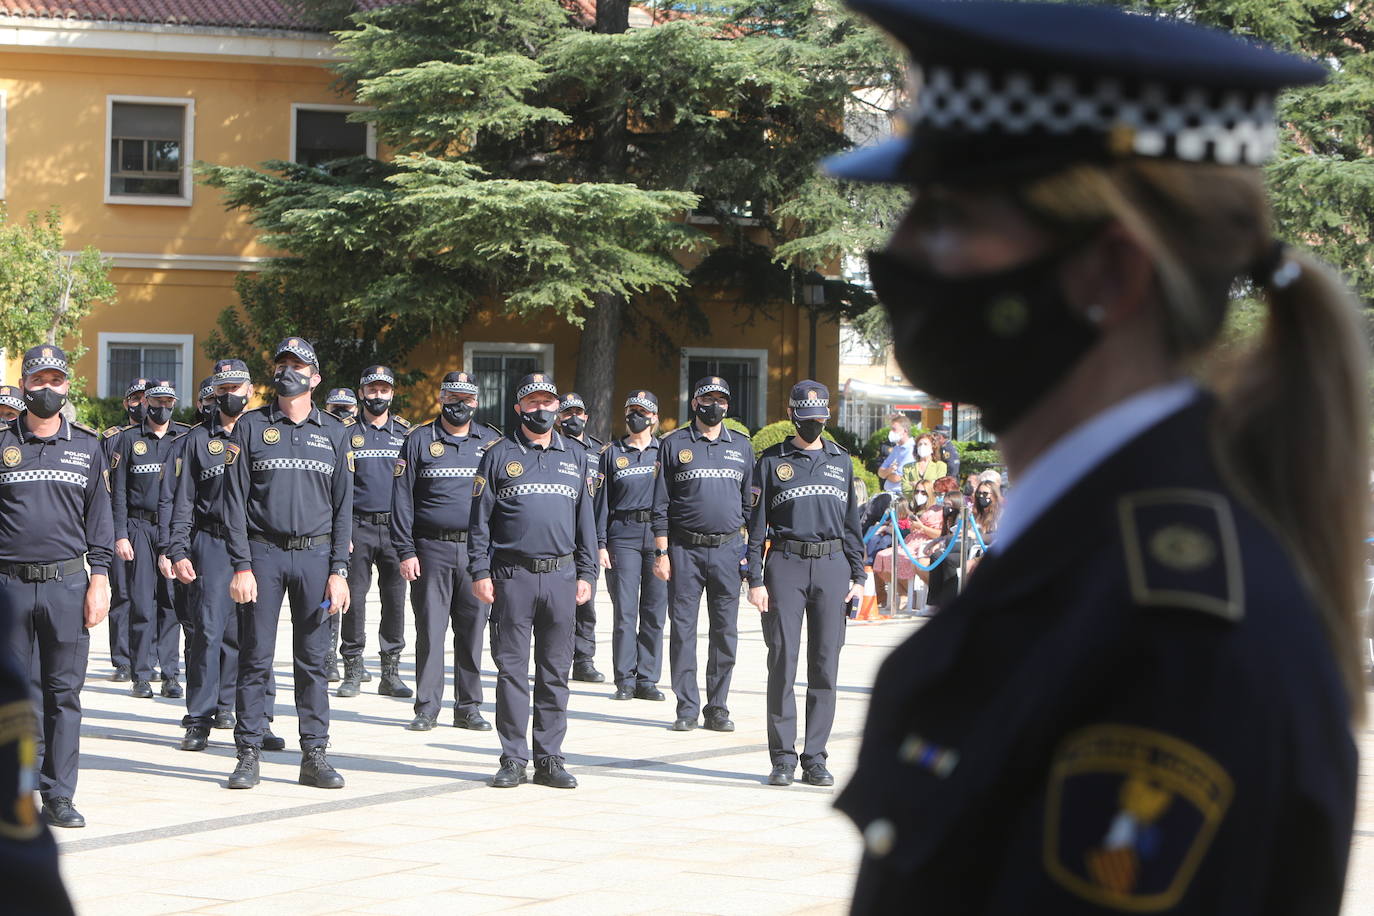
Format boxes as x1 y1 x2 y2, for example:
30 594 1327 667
571 663 605 683
213 709 235 730
671 717 697 732
227 747 260 789
180 726 210 752
42 797 85 828
262 729 287 752
802 764 834 787
407 713 437 731
613 685 634 701
634 684 665 701
110 665 131 682
768 764 795 787
299 747 345 789
160 674 183 699
704 713 735 732
491 760 527 788
533 758 577 789
454 711 492 731
131 680 153 699
150 670 161 682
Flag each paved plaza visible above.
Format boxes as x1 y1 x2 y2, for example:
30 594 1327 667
50 586 1374 914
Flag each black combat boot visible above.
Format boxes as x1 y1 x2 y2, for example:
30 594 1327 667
377 650 412 698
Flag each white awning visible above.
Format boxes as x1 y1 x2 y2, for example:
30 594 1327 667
840 377 942 407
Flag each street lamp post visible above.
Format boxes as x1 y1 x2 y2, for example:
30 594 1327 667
802 272 826 379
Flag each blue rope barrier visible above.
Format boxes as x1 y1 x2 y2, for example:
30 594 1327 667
885 506 961 571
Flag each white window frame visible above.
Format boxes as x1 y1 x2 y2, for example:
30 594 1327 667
460 341 554 377
0 90 7 200
678 346 769 430
104 95 195 207
97 332 195 401
288 103 378 164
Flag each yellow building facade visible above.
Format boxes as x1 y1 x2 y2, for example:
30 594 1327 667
0 9 838 431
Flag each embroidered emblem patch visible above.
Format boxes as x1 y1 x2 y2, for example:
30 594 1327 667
776 463 794 481
1148 525 1216 573
678 449 693 464
132 440 148 456
110 450 120 469
393 459 406 478
749 486 761 508
224 443 240 466
429 441 445 458
505 461 524 478
473 475 486 498
346 451 355 473
207 439 224 456
174 457 182 478
616 456 629 469
1044 725 1233 912
262 427 281 445
352 434 365 448
1 447 19 468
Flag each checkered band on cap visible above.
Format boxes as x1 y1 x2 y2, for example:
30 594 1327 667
440 374 479 395
693 377 730 399
273 337 318 367
145 380 177 399
211 360 251 384
625 390 658 412
198 378 215 400
911 65 1279 166
0 387 23 411
359 366 395 387
125 377 151 397
559 393 586 412
325 388 357 405
22 346 68 376
515 375 558 400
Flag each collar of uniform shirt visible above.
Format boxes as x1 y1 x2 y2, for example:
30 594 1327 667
619 436 659 452
782 437 840 458
514 426 567 453
19 416 72 442
433 418 476 443
689 423 733 443
993 378 1202 554
268 402 324 425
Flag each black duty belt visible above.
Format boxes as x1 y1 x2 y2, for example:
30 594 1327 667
495 552 572 574
196 520 230 540
671 527 735 548
249 532 330 551
354 511 392 526
0 557 85 582
418 528 467 543
777 538 842 558
128 508 158 524
613 509 653 523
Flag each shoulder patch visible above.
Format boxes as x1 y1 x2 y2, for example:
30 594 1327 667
223 442 240 467
343 416 356 427
1118 489 1243 622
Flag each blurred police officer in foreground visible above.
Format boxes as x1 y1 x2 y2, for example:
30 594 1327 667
111 379 190 700
557 392 607 684
102 376 149 683
652 377 751 732
746 381 864 787
0 345 112 828
391 371 500 731
596 390 667 702
321 387 358 682
223 338 352 791
338 366 412 700
0 386 23 425
469 373 598 789
826 1 1365 911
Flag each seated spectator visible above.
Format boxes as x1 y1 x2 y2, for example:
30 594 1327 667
920 496 966 615
866 498 913 566
966 479 1003 577
901 433 947 496
872 482 942 611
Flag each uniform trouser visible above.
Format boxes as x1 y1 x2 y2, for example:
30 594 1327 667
490 561 575 766
573 587 597 665
235 541 330 750
126 517 180 681
607 536 667 689
667 535 740 720
411 538 488 719
343 518 406 659
183 529 243 729
2 570 89 800
107 556 131 669
761 551 848 767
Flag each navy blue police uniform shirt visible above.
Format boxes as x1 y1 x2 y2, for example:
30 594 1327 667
390 418 500 560
222 403 354 573
166 420 235 564
596 436 661 549
0 415 114 572
467 428 599 583
566 434 608 544
155 427 194 556
110 420 191 542
651 424 753 537
747 438 866 588
351 414 409 515
837 398 1357 915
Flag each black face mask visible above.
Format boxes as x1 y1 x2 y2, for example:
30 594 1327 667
327 406 355 419
694 401 726 427
520 408 556 435
24 386 65 419
441 402 474 427
560 415 586 438
793 419 825 444
363 397 391 417
273 366 312 398
867 245 1099 434
625 412 652 434
975 492 992 509
146 405 174 425
199 403 218 424
126 401 145 424
218 392 248 418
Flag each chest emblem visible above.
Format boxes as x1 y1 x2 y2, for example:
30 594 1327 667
132 440 148 456
616 455 629 469
2 447 19 467
207 439 224 456
1148 525 1216 573
678 448 693 464
776 463 794 481
506 460 524 478
263 427 281 445
352 434 365 448
430 441 446 458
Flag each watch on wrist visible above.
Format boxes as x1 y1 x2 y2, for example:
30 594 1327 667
333 566 349 579
653 548 668 558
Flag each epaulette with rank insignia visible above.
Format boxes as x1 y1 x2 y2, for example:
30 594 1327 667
102 425 125 439
484 422 503 436
173 420 195 430
395 416 410 428
70 420 99 437
1118 489 1243 623
342 416 356 427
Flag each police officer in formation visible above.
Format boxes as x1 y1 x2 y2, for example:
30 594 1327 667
747 381 864 788
0 345 112 828
0 385 23 425
338 366 412 700
324 388 358 421
596 390 667 702
111 379 191 700
391 371 500 732
557 392 607 684
223 337 351 791
469 373 598 789
102 376 149 683
652 376 751 733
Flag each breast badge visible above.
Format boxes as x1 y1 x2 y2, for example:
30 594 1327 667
678 449 693 464
430 441 446 458
132 440 148 456
263 427 281 445
2 447 19 468
776 463 794 481
207 439 224 456
506 461 524 478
